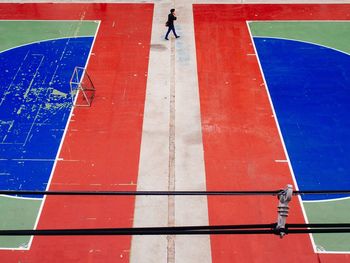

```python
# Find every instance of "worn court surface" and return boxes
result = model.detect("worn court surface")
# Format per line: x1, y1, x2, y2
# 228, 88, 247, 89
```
0, 2, 350, 263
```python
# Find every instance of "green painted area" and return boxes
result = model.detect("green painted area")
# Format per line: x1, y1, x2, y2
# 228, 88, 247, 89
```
304, 199, 350, 251
249, 22, 350, 54
0, 20, 98, 52
0, 196, 42, 248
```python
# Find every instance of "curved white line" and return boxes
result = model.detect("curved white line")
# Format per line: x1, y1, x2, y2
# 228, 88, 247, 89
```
303, 195, 350, 203
0, 194, 42, 201
0, 35, 95, 55
253, 36, 350, 57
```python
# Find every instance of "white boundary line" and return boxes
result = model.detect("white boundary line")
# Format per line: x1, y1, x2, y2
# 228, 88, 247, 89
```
245, 20, 318, 253
247, 21, 350, 254
0, 245, 29, 250
0, 20, 101, 251
0, 194, 41, 201
304, 196, 350, 203
317, 250, 350, 254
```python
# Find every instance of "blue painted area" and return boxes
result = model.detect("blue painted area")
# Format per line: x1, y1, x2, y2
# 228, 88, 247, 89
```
253, 38, 350, 201
0, 37, 93, 197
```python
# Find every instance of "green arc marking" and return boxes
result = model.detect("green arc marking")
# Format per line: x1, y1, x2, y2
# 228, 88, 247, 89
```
0, 196, 41, 248
304, 198, 350, 251
249, 21, 350, 55
0, 20, 98, 52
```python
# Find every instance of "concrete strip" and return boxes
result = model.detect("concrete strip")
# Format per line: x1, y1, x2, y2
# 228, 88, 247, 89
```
130, 1, 172, 262
173, 2, 212, 263
131, 1, 212, 262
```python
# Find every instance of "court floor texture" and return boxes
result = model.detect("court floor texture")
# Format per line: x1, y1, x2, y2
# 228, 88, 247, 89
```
0, 1, 350, 262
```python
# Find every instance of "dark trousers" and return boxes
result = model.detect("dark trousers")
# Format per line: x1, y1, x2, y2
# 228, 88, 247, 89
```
165, 25, 178, 39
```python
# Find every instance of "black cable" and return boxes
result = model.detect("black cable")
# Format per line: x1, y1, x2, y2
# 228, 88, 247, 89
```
1, 223, 349, 236
0, 190, 280, 196
0, 224, 276, 236
0, 229, 277, 236
1, 189, 350, 196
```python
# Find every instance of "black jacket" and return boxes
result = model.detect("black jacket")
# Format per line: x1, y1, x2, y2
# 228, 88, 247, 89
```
167, 13, 177, 26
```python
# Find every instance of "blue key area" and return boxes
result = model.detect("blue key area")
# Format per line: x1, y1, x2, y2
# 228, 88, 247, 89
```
0, 37, 93, 197
253, 37, 350, 201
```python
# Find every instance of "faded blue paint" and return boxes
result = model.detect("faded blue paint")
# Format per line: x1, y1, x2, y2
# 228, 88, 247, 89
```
0, 37, 93, 197
253, 37, 350, 201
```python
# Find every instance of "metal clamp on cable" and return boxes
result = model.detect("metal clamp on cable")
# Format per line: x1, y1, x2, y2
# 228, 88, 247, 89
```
275, 184, 293, 238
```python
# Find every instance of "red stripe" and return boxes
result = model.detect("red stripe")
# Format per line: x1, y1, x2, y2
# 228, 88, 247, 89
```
0, 3, 153, 262
194, 4, 350, 263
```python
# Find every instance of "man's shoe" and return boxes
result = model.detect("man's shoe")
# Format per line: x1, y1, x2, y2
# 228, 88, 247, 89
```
165, 38, 169, 40
176, 36, 180, 38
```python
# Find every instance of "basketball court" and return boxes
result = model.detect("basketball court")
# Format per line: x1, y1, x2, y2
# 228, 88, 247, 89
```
0, 1, 349, 262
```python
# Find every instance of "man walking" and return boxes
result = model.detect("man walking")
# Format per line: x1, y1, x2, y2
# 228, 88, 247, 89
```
165, 9, 180, 40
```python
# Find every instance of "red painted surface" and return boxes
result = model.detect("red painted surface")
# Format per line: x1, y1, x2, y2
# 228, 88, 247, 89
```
0, 3, 153, 262
1, 3, 350, 263
194, 4, 350, 263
